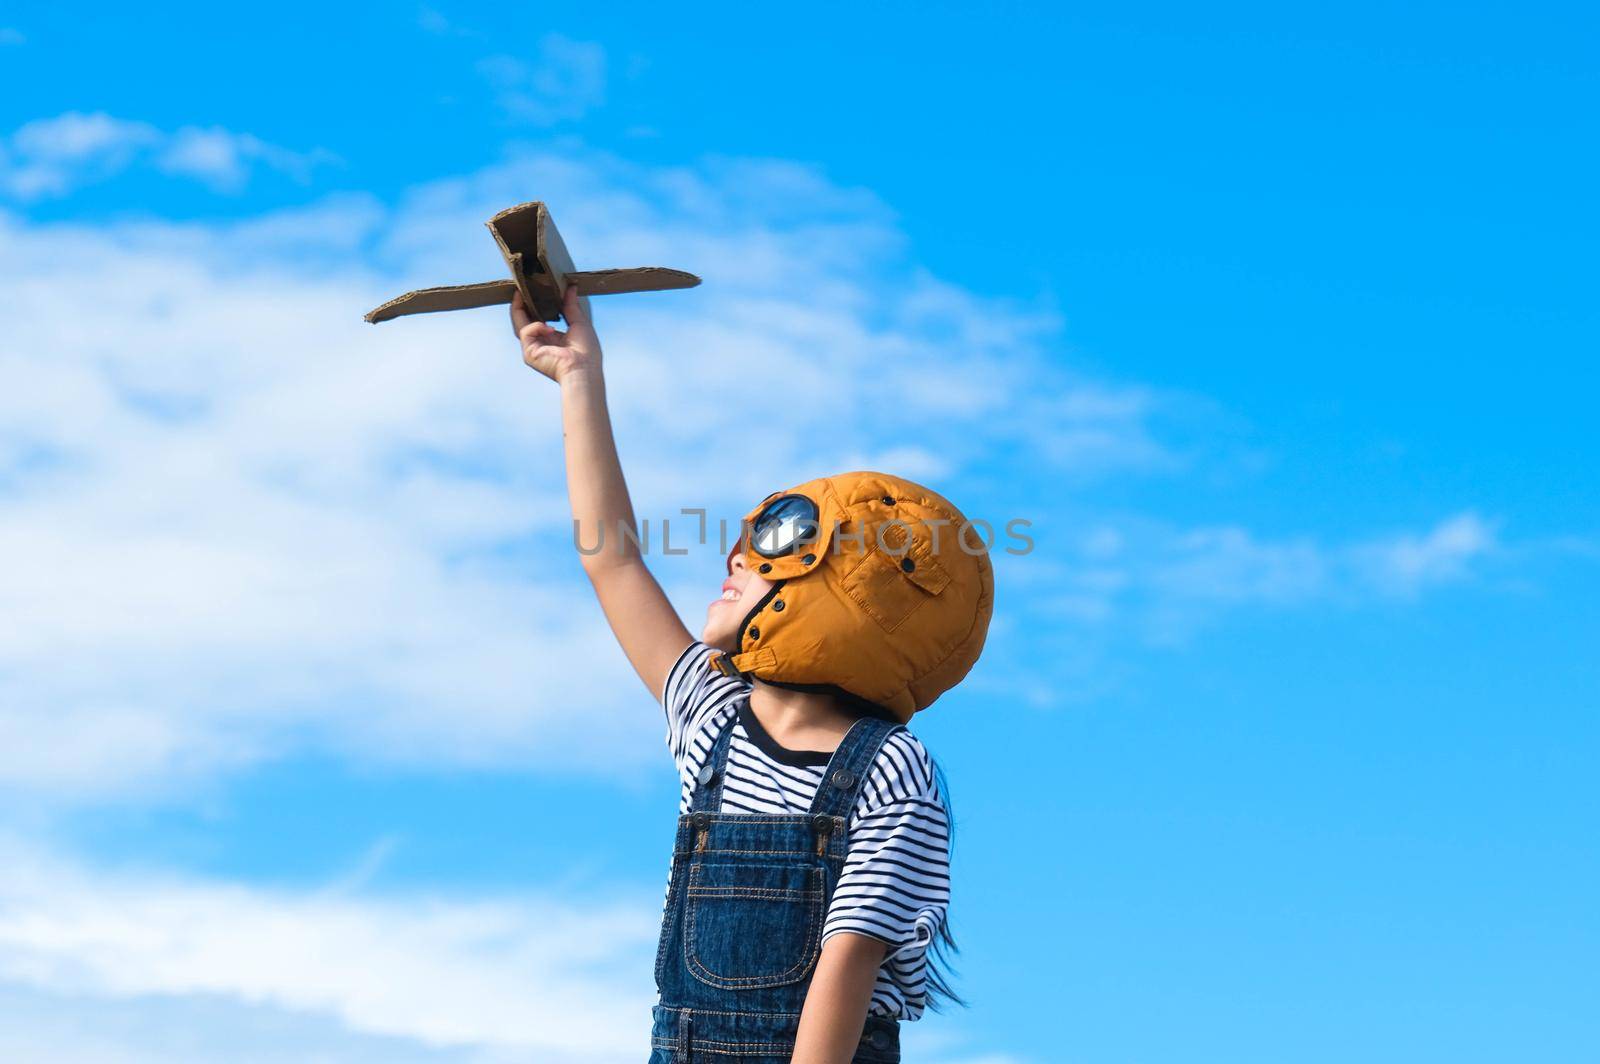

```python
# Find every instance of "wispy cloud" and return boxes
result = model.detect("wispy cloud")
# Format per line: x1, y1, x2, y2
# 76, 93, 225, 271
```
0, 835, 1019, 1063
1164, 511, 1499, 605
0, 27, 25, 46
1153, 524, 1330, 606
0, 112, 334, 200
0, 837, 657, 1062
1032, 510, 1503, 649
0, 146, 1166, 798
1349, 511, 1498, 597
477, 34, 606, 124
417, 6, 476, 38
157, 125, 333, 191
1, 112, 161, 198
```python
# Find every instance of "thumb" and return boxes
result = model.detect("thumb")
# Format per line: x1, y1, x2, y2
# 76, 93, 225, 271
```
561, 281, 592, 326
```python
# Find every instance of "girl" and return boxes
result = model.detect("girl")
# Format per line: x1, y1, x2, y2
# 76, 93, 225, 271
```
512, 286, 992, 1063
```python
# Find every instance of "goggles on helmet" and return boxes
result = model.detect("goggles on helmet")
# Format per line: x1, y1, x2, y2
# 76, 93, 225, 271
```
726, 493, 821, 572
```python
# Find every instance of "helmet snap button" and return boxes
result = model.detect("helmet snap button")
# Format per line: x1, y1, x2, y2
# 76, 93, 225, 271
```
772, 600, 785, 612
881, 496, 895, 505
900, 557, 916, 573
831, 768, 856, 789
759, 562, 772, 574
747, 626, 760, 640
801, 553, 816, 565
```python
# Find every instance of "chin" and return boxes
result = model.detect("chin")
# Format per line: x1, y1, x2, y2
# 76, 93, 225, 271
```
700, 623, 737, 653
701, 606, 741, 652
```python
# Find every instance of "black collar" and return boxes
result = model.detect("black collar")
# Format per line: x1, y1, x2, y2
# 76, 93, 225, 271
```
735, 698, 834, 768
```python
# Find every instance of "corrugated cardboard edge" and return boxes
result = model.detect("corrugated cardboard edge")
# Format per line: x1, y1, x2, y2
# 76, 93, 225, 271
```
363, 280, 520, 324
569, 267, 701, 295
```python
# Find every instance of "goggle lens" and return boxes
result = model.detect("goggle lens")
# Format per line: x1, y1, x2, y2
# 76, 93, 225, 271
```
749, 494, 820, 558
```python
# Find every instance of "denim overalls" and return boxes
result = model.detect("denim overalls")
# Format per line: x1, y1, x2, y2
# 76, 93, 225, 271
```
650, 710, 905, 1063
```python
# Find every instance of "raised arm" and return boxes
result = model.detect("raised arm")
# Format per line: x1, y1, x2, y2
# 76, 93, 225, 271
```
513, 286, 693, 698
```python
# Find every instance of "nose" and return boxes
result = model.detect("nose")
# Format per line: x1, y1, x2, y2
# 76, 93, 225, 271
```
726, 542, 746, 575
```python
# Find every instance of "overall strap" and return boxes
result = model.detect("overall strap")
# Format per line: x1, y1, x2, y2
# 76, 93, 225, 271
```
808, 715, 903, 820
688, 703, 740, 814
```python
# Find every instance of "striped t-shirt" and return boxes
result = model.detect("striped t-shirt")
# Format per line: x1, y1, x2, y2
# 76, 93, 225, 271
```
660, 641, 951, 1021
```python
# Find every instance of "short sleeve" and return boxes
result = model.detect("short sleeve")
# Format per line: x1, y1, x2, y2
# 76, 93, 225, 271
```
660, 640, 751, 768
822, 732, 951, 1001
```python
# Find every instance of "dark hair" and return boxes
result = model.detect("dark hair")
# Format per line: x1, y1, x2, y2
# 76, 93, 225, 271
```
922, 756, 966, 1011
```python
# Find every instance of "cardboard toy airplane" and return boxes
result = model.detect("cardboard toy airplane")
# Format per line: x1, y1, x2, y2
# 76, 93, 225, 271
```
364, 201, 701, 324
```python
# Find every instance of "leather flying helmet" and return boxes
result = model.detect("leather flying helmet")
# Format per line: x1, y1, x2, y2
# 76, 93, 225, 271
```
712, 471, 994, 722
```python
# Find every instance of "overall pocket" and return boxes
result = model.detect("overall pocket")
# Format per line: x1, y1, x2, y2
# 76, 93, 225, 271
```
684, 860, 825, 990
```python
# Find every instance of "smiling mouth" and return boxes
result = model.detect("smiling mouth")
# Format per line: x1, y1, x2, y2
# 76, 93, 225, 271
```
720, 588, 740, 602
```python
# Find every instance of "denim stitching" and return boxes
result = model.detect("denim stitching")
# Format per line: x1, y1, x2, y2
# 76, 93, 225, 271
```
651, 1037, 894, 1060
677, 848, 831, 858
653, 852, 685, 989
654, 1005, 804, 1019
679, 813, 833, 822
687, 886, 823, 900
685, 864, 824, 989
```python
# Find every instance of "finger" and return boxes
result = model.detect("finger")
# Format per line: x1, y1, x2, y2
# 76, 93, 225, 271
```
510, 294, 533, 332
519, 319, 566, 346
561, 282, 591, 326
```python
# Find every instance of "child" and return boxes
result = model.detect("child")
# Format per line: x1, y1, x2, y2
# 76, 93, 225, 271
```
512, 286, 993, 1063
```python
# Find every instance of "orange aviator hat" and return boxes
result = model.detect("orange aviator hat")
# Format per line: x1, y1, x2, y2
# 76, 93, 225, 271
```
712, 472, 993, 722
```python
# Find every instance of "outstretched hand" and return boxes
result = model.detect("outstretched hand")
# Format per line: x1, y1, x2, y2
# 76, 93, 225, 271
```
511, 284, 600, 383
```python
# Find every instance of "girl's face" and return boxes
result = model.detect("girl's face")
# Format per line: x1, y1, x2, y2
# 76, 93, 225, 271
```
702, 549, 773, 651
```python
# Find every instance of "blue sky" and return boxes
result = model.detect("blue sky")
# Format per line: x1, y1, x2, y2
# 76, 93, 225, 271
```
1, 3, 1597, 1061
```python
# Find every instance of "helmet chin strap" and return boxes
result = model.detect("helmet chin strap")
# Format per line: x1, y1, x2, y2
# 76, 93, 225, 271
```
708, 650, 741, 679
710, 645, 777, 680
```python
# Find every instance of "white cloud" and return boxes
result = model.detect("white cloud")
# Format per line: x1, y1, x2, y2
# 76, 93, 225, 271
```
10, 112, 154, 159
1350, 511, 1498, 597
0, 146, 1165, 799
2, 112, 160, 198
0, 837, 657, 1062
1153, 525, 1330, 606
0, 112, 332, 200
158, 125, 336, 192
1032, 510, 1501, 646
416, 8, 482, 40
478, 35, 607, 124
0, 835, 1023, 1063
0, 983, 482, 1063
